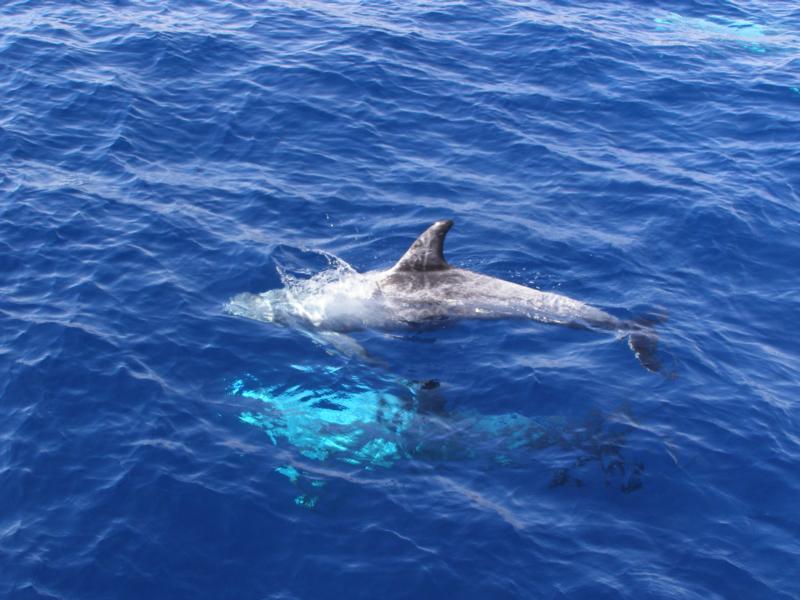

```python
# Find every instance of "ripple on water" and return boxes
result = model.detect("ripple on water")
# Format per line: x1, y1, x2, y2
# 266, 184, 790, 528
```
1, 1, 800, 599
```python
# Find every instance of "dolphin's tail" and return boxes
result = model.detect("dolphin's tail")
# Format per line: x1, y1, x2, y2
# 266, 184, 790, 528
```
626, 316, 666, 373
628, 330, 660, 372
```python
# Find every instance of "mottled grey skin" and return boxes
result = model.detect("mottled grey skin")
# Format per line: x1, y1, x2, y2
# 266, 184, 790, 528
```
378, 220, 619, 329
379, 220, 660, 371
227, 220, 661, 371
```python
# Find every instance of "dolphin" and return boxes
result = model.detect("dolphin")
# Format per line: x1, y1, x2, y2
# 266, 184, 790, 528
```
226, 220, 662, 371
231, 364, 643, 507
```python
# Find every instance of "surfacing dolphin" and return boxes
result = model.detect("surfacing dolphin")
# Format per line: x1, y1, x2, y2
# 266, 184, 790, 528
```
226, 220, 662, 371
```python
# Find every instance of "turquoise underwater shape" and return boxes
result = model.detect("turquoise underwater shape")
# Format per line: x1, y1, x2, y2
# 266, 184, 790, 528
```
233, 367, 418, 507
230, 363, 649, 506
229, 363, 575, 507
654, 13, 768, 53
232, 370, 565, 469
233, 368, 414, 468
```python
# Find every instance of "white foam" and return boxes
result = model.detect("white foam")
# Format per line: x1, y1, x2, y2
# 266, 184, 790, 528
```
226, 258, 392, 331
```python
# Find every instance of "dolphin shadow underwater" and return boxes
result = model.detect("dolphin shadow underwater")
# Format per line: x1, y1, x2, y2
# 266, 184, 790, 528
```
226, 219, 664, 372
230, 365, 645, 508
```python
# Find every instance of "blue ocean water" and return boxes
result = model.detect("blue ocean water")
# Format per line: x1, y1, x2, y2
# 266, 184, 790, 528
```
2, 0, 799, 598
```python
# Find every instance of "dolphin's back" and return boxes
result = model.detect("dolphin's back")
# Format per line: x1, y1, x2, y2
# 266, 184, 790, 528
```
378, 268, 617, 328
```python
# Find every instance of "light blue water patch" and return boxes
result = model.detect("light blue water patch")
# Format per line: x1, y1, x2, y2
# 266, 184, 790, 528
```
232, 372, 412, 466
654, 13, 768, 52
228, 364, 624, 503
275, 465, 300, 484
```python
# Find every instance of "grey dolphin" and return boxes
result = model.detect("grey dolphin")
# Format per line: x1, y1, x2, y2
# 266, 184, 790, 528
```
226, 220, 662, 371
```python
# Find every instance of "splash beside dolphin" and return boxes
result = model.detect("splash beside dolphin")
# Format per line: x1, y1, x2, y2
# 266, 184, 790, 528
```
226, 220, 662, 371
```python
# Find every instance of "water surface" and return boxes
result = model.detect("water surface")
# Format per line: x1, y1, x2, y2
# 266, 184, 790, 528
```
2, 1, 799, 598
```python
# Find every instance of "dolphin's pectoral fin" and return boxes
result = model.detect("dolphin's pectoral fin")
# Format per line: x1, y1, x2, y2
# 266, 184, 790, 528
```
312, 331, 367, 358
310, 331, 388, 368
393, 219, 453, 272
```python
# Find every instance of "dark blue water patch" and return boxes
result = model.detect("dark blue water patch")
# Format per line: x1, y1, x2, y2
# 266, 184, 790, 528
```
2, 0, 800, 598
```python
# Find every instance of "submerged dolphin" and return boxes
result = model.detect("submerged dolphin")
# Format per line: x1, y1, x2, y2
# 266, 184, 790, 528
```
231, 365, 643, 507
227, 220, 661, 371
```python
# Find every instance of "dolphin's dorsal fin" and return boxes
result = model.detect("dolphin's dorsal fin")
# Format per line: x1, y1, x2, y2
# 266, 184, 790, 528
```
393, 220, 453, 272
